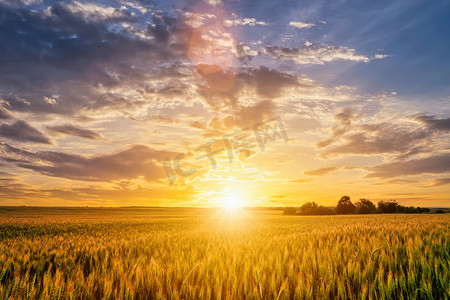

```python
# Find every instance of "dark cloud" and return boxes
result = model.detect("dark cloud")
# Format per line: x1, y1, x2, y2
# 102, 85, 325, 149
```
0, 120, 52, 144
318, 109, 433, 157
366, 154, 450, 178
415, 115, 450, 131
198, 100, 276, 138
304, 167, 339, 176
0, 1, 190, 116
236, 43, 258, 64
238, 66, 302, 99
317, 108, 356, 148
198, 66, 308, 111
0, 108, 12, 119
0, 143, 176, 182
198, 66, 312, 135
234, 100, 276, 128
264, 44, 370, 65
429, 178, 450, 187
47, 124, 103, 140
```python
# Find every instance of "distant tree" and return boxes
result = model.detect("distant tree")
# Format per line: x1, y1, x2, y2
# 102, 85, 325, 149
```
418, 207, 430, 213
299, 202, 335, 215
283, 207, 297, 215
299, 202, 318, 215
397, 205, 423, 213
355, 199, 376, 214
377, 200, 398, 213
336, 196, 356, 214
435, 209, 445, 214
315, 206, 335, 215
356, 204, 371, 214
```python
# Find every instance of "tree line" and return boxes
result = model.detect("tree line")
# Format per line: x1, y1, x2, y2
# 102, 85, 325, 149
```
283, 196, 439, 215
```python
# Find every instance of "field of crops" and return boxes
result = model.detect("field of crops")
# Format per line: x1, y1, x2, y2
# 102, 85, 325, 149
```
0, 207, 448, 299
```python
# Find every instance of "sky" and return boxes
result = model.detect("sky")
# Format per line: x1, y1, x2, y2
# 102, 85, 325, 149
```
0, 0, 449, 207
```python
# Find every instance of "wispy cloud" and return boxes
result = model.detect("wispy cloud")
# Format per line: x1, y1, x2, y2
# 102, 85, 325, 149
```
223, 18, 267, 27
429, 178, 450, 187
304, 167, 339, 176
0, 143, 176, 182
0, 121, 52, 144
47, 124, 104, 140
289, 21, 315, 29
264, 44, 374, 65
366, 154, 450, 178
0, 108, 12, 119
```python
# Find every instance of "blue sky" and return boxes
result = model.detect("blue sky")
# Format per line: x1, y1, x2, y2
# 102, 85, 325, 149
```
227, 0, 450, 96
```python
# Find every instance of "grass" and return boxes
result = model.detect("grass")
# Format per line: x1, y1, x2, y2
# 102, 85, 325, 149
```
0, 207, 448, 299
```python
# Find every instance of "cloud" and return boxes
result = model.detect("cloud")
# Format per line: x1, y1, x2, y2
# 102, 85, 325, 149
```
289, 21, 315, 29
47, 124, 103, 140
373, 54, 389, 59
0, 177, 196, 203
223, 18, 267, 27
289, 178, 311, 183
317, 108, 356, 148
264, 44, 372, 65
0, 121, 52, 144
198, 66, 307, 113
304, 167, 339, 176
0, 108, 12, 119
234, 100, 276, 128
59, 1, 128, 21
236, 43, 258, 63
0, 143, 176, 182
184, 12, 217, 28
373, 179, 418, 185
0, 2, 191, 117
366, 154, 450, 178
415, 115, 450, 131
318, 109, 434, 157
43, 96, 58, 105
429, 178, 450, 187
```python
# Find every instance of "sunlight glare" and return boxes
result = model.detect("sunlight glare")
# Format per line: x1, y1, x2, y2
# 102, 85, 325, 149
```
224, 191, 243, 209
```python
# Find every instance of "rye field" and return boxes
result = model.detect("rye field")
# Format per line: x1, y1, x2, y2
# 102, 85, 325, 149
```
0, 207, 448, 299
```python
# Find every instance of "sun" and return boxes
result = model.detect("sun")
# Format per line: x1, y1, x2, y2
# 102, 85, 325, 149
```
223, 191, 243, 209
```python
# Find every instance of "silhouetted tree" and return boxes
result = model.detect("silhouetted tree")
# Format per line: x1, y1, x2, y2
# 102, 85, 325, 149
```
377, 200, 398, 213
336, 196, 356, 214
435, 209, 445, 214
355, 198, 376, 214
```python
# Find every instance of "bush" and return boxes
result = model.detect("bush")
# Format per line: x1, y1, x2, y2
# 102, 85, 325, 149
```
435, 209, 445, 214
283, 207, 297, 215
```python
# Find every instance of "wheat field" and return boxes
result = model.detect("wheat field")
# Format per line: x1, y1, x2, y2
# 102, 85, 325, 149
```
0, 207, 448, 299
